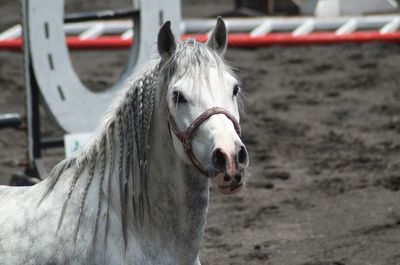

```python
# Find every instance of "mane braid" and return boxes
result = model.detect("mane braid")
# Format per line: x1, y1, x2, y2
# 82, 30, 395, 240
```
74, 154, 97, 243
143, 76, 155, 220
117, 111, 128, 246
131, 88, 139, 225
137, 81, 145, 226
92, 136, 107, 248
104, 123, 115, 249
56, 161, 86, 232
124, 103, 134, 226
122, 103, 131, 246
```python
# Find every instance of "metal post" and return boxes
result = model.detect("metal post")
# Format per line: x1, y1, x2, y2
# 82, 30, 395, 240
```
28, 63, 42, 161
22, 0, 43, 180
22, 0, 34, 167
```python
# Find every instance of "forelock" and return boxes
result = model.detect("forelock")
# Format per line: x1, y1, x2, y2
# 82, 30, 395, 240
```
159, 39, 235, 89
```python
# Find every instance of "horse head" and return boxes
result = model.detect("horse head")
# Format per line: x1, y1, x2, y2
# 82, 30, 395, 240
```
157, 17, 249, 194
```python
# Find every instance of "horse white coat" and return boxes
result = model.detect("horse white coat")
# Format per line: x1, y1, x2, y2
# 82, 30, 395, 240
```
0, 18, 249, 265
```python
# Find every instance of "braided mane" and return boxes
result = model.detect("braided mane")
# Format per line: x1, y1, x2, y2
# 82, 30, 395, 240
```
41, 62, 158, 243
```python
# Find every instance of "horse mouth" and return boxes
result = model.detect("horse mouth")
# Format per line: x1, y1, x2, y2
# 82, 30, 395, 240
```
216, 182, 243, 194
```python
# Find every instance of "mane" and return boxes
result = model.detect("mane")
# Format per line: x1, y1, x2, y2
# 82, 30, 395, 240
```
40, 38, 237, 246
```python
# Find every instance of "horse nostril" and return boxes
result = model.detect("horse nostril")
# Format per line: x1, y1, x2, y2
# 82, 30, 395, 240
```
223, 174, 231, 182
235, 174, 242, 183
212, 148, 226, 171
237, 145, 248, 165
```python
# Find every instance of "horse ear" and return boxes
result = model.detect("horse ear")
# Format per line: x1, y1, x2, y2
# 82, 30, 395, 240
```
207, 17, 227, 56
158, 21, 177, 60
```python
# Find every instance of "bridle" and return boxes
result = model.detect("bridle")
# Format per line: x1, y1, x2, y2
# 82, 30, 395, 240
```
166, 106, 241, 177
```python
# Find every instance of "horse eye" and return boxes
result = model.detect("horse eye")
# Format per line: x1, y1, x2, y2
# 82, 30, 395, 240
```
233, 84, 240, 96
172, 91, 187, 104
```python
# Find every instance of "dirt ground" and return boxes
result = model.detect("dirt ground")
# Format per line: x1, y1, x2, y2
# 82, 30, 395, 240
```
1, 0, 400, 264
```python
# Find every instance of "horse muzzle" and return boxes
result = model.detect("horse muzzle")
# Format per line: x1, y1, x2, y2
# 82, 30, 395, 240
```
210, 145, 248, 194
212, 173, 244, 194
166, 106, 247, 180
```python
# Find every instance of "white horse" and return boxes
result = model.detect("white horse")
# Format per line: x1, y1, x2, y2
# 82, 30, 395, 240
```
0, 18, 249, 265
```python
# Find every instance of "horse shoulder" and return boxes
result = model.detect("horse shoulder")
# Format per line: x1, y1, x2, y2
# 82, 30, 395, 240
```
0, 183, 70, 264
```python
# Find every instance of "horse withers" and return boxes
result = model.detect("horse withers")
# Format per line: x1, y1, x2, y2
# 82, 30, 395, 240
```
0, 17, 249, 264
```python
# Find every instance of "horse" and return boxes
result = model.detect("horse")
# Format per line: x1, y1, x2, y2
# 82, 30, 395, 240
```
0, 17, 249, 265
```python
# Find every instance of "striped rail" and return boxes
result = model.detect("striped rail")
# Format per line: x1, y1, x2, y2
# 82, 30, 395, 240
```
1, 15, 400, 50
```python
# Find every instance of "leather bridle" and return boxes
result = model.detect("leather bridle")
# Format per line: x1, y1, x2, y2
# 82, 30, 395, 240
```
166, 106, 241, 177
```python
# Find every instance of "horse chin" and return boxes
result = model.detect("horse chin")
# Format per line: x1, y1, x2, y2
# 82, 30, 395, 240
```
210, 172, 245, 195
216, 182, 243, 194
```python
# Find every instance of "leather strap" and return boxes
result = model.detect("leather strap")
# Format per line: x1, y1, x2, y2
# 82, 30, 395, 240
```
166, 106, 241, 177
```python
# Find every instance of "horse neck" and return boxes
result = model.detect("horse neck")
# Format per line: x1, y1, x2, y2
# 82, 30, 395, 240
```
130, 104, 209, 262
96, 73, 210, 262
41, 65, 210, 262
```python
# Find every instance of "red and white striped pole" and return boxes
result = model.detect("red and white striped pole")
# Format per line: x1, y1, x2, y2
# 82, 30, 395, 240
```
1, 31, 400, 51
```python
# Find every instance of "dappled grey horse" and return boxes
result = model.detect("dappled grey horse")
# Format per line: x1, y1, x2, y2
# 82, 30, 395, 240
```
0, 18, 249, 264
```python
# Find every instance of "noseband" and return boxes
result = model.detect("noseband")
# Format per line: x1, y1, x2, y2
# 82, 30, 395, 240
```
166, 106, 241, 177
